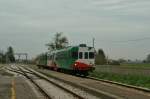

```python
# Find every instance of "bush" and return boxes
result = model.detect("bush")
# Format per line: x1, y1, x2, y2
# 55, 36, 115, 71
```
109, 60, 120, 65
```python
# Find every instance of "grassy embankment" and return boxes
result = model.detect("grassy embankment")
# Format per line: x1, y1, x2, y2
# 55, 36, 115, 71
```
90, 63, 150, 89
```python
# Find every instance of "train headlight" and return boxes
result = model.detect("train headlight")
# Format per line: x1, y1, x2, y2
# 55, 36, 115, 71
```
74, 63, 77, 66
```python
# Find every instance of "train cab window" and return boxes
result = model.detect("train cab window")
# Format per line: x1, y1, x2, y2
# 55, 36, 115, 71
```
53, 54, 55, 60
84, 52, 88, 59
79, 52, 83, 59
49, 55, 52, 59
72, 52, 78, 59
89, 52, 94, 59
55, 56, 58, 60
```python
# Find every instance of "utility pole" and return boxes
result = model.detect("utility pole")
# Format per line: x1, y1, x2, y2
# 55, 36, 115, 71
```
92, 38, 95, 48
106, 55, 109, 65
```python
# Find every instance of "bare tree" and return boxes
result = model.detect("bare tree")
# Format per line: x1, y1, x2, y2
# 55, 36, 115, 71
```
46, 32, 68, 50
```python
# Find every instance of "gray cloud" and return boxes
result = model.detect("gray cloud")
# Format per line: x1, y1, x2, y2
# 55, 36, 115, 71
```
0, 0, 150, 60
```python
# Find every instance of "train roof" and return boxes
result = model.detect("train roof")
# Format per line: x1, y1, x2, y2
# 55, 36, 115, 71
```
47, 44, 94, 55
47, 46, 76, 54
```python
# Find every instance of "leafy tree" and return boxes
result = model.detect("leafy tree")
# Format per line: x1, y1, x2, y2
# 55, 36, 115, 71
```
2, 54, 6, 63
146, 54, 150, 63
0, 51, 3, 63
46, 32, 68, 50
95, 49, 106, 65
6, 46, 15, 63
109, 60, 120, 65
0, 50, 6, 63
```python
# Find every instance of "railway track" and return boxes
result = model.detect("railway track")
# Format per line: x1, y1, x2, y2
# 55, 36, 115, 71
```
0, 65, 5, 70
6, 65, 111, 99
6, 64, 150, 99
26, 66, 150, 99
41, 67, 150, 93
28, 65, 150, 94
26, 67, 123, 99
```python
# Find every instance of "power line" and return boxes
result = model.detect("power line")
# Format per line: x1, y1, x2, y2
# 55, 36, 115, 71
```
98, 37, 150, 44
113, 37, 150, 43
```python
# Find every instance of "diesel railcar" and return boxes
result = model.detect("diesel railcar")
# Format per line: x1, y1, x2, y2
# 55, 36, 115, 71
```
36, 44, 95, 76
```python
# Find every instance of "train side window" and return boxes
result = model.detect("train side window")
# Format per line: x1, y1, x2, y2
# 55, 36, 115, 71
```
79, 52, 83, 59
84, 52, 88, 59
89, 52, 94, 59
72, 52, 78, 59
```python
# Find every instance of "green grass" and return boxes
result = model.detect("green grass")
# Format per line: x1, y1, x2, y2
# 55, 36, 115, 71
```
90, 71, 150, 89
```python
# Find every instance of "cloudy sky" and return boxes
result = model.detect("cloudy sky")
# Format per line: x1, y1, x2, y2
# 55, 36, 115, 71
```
0, 0, 150, 60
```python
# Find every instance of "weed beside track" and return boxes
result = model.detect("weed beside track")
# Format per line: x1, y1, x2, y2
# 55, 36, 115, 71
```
89, 71, 150, 89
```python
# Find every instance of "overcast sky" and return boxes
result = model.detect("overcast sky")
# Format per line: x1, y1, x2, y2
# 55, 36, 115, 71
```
0, 0, 150, 60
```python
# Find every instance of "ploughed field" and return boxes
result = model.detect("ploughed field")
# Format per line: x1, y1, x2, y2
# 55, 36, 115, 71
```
90, 64, 150, 89
94, 64, 150, 76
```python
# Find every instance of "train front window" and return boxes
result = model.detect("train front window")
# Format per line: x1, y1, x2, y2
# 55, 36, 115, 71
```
89, 52, 94, 59
79, 52, 83, 59
84, 52, 88, 59
49, 55, 52, 59
72, 52, 78, 59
